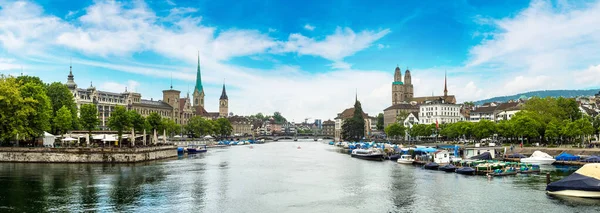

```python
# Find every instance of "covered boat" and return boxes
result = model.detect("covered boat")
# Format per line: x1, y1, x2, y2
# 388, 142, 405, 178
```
546, 163, 600, 198
351, 149, 384, 161
187, 144, 207, 154
397, 155, 415, 164
438, 164, 457, 172
470, 152, 492, 160
423, 162, 439, 170
456, 167, 476, 175
580, 156, 600, 163
507, 153, 527, 158
388, 154, 401, 161
521, 151, 556, 165
555, 152, 581, 161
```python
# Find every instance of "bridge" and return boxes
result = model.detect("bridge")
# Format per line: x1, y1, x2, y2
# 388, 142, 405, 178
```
223, 134, 334, 141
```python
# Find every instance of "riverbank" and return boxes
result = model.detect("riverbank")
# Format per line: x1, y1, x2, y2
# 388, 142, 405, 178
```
0, 146, 177, 163
507, 147, 600, 156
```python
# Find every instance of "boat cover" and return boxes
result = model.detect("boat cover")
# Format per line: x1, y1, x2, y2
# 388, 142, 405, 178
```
507, 153, 527, 158
546, 163, 600, 192
555, 152, 581, 161
530, 151, 552, 158
470, 152, 492, 160
580, 156, 600, 163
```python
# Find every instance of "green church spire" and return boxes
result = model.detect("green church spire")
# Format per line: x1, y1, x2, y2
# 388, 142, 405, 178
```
195, 51, 203, 93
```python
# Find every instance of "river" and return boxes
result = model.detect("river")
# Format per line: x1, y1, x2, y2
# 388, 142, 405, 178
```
0, 141, 598, 212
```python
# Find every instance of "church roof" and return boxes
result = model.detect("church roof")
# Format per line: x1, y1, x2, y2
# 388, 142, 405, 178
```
392, 81, 404, 85
412, 95, 456, 104
195, 53, 203, 93
383, 103, 419, 111
220, 84, 228, 100
335, 107, 368, 119
134, 99, 173, 110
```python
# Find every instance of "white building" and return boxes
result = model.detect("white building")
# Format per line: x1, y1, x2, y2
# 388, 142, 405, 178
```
402, 112, 419, 128
433, 150, 450, 164
419, 98, 462, 125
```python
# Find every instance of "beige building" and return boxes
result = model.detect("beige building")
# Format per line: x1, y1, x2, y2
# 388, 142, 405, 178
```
334, 105, 372, 141
383, 103, 419, 127
228, 116, 253, 136
322, 120, 335, 137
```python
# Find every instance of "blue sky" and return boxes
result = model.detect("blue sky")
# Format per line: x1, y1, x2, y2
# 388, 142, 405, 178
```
1, 0, 600, 121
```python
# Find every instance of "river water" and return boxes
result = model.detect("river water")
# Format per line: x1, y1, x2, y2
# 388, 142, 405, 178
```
0, 141, 599, 213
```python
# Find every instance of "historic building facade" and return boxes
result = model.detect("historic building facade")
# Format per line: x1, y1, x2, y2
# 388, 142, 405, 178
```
66, 54, 229, 130
419, 98, 462, 125
322, 120, 335, 137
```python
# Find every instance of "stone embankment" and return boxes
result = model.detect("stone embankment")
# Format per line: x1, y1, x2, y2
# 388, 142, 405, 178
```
0, 146, 177, 163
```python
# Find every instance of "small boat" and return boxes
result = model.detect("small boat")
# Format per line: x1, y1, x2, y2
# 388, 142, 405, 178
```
438, 164, 457, 172
456, 167, 476, 175
520, 151, 556, 165
187, 144, 207, 154
424, 162, 439, 170
518, 164, 540, 174
351, 149, 384, 161
388, 154, 401, 161
489, 168, 518, 177
397, 155, 415, 164
546, 163, 600, 198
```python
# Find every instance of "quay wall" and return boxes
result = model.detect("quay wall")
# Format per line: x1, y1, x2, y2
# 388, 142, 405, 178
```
0, 146, 177, 163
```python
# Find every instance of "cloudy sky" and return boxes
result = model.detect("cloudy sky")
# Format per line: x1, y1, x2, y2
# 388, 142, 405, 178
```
1, 0, 599, 122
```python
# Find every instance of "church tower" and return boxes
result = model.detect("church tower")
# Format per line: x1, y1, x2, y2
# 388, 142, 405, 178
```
443, 70, 448, 97
404, 68, 413, 100
193, 53, 205, 108
219, 83, 228, 117
66, 61, 77, 91
392, 65, 405, 105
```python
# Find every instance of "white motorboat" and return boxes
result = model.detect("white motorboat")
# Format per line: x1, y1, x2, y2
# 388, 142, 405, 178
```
351, 149, 384, 161
520, 151, 556, 165
396, 155, 415, 164
547, 163, 600, 198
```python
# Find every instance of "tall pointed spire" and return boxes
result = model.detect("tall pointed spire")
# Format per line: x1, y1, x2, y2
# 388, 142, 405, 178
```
170, 72, 173, 89
195, 51, 203, 93
355, 88, 358, 102
444, 70, 448, 97
220, 81, 228, 100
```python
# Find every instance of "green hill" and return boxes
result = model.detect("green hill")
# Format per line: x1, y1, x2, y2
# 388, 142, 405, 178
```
473, 89, 599, 105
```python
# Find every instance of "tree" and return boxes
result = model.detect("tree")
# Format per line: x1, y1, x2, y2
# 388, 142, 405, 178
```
573, 118, 594, 143
544, 120, 561, 144
128, 110, 146, 132
341, 100, 365, 141
16, 75, 45, 88
107, 106, 131, 146
496, 120, 515, 141
395, 111, 410, 123
273, 112, 287, 124
473, 119, 496, 141
162, 118, 181, 136
53, 106, 72, 135
255, 113, 265, 121
215, 117, 233, 138
0, 76, 26, 143
376, 113, 384, 131
185, 116, 215, 138
146, 112, 163, 134
80, 104, 99, 144
47, 82, 79, 131
19, 82, 52, 140
385, 123, 405, 141
512, 113, 541, 143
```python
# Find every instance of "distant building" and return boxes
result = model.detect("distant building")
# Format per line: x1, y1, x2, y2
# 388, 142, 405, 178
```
314, 119, 322, 129
383, 103, 419, 127
322, 120, 335, 137
419, 98, 462, 125
228, 116, 252, 136
334, 99, 373, 141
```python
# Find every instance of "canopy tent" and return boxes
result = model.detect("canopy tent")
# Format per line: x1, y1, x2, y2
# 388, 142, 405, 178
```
61, 137, 78, 142
555, 152, 581, 161
470, 152, 492, 160
414, 147, 437, 153
546, 163, 600, 193
507, 153, 527, 158
581, 156, 600, 163
203, 135, 213, 139
42, 132, 55, 147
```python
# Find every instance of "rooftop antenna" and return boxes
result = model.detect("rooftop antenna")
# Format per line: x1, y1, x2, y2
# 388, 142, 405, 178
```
21, 66, 23, 76
170, 72, 173, 89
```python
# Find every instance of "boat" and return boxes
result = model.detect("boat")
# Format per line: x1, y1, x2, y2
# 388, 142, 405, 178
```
187, 144, 207, 154
350, 149, 384, 161
520, 151, 556, 165
546, 163, 600, 198
423, 162, 439, 170
388, 154, 401, 161
456, 167, 476, 175
438, 164, 457, 172
397, 155, 415, 164
489, 167, 518, 176
518, 164, 540, 174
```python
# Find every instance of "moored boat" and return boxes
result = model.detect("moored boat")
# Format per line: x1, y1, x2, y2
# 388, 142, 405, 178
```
351, 149, 384, 161
187, 144, 207, 154
424, 162, 439, 170
438, 164, 457, 172
397, 155, 415, 164
546, 163, 600, 198
520, 151, 556, 165
456, 167, 476, 175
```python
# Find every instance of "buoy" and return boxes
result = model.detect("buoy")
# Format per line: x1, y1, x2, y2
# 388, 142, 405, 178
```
297, 146, 301, 149
249, 146, 253, 149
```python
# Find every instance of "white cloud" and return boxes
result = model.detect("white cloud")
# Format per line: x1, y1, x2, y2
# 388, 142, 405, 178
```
377, 44, 389, 49
0, 57, 20, 71
574, 64, 600, 86
304, 24, 315, 31
165, 0, 176, 6
329, 61, 352, 69
268, 28, 277, 33
99, 80, 141, 93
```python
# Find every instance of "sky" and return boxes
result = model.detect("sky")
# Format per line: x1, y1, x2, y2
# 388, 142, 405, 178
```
1, 0, 600, 122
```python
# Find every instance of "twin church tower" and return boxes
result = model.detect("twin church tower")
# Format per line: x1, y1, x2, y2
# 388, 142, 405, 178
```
391, 66, 414, 105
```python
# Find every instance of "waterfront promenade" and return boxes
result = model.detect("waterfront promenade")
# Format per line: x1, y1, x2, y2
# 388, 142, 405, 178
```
0, 146, 177, 163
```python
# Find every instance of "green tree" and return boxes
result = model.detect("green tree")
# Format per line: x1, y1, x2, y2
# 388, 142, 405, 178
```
496, 120, 515, 141
0, 76, 26, 143
80, 104, 99, 144
341, 100, 365, 141
19, 82, 52, 140
473, 119, 496, 141
16, 75, 45, 88
273, 112, 287, 124
215, 117, 233, 138
147, 112, 163, 133
376, 113, 384, 131
385, 123, 405, 140
128, 110, 146, 132
545, 120, 561, 144
513, 113, 541, 143
53, 106, 72, 135
556, 97, 581, 121
185, 116, 215, 138
162, 118, 181, 136
47, 82, 79, 131
573, 118, 594, 143
395, 111, 410, 123
107, 106, 131, 146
